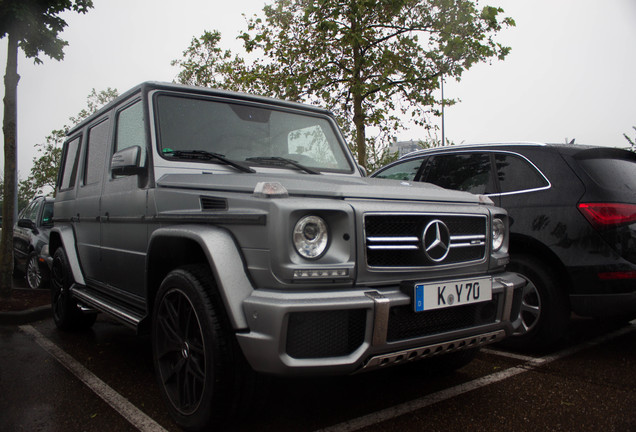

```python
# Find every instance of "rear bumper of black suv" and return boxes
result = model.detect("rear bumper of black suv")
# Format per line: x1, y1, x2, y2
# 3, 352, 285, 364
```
568, 263, 636, 317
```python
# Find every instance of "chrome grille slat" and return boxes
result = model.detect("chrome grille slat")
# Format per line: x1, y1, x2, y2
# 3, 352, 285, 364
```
364, 213, 488, 267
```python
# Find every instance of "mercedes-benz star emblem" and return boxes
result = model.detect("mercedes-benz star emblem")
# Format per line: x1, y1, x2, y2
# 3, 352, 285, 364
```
422, 219, 451, 262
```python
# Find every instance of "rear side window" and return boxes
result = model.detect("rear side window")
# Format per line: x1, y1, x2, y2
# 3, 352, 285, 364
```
59, 136, 82, 191
494, 153, 549, 193
84, 119, 110, 185
577, 155, 636, 192
424, 153, 494, 194
374, 158, 424, 181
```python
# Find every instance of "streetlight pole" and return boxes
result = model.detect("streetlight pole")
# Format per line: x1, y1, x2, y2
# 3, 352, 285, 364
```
440, 74, 445, 147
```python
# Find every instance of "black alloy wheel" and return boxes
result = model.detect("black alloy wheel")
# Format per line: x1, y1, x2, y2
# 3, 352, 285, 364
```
505, 254, 569, 352
152, 265, 252, 431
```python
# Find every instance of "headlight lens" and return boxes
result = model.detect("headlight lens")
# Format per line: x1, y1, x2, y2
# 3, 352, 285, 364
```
492, 218, 505, 252
293, 215, 328, 259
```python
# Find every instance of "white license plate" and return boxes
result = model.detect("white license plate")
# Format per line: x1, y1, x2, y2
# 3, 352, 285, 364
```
414, 277, 492, 312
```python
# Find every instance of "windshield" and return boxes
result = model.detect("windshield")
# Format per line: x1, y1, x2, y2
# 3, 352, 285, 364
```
154, 94, 353, 173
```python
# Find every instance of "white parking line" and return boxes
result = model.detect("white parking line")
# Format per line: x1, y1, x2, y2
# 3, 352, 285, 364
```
315, 322, 636, 432
19, 325, 168, 432
480, 348, 542, 363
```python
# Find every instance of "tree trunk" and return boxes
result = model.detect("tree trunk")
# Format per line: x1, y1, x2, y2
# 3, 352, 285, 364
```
353, 92, 366, 169
1, 33, 20, 298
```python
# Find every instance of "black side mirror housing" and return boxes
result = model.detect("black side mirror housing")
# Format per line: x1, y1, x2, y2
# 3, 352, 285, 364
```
111, 146, 143, 176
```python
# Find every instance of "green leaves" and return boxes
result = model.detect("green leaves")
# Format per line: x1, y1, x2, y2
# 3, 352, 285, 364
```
173, 0, 514, 170
20, 88, 118, 202
0, 0, 94, 63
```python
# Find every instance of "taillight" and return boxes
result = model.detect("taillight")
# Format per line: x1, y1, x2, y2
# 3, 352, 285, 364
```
598, 271, 636, 280
578, 202, 636, 227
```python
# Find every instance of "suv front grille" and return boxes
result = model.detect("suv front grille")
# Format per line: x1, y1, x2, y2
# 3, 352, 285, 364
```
364, 214, 487, 267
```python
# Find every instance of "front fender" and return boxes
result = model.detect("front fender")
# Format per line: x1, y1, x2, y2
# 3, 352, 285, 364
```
49, 226, 86, 286
148, 225, 254, 329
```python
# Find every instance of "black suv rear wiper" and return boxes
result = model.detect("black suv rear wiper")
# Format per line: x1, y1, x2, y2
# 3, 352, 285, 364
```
163, 150, 255, 173
245, 156, 320, 175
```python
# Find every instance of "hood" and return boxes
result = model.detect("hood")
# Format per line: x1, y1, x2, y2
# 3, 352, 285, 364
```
156, 172, 482, 204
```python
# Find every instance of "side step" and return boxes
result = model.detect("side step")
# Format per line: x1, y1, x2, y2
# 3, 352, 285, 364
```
70, 285, 146, 332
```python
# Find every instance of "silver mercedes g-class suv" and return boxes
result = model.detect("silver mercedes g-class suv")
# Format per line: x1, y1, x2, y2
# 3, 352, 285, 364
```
51, 82, 525, 430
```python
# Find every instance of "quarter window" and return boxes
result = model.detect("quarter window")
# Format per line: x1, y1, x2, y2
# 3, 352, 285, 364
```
59, 136, 82, 191
494, 153, 549, 193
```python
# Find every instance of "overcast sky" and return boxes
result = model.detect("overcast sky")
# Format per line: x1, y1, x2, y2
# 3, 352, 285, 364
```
1, 0, 635, 179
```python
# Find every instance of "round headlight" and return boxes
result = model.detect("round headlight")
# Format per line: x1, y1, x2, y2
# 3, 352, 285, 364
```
293, 216, 328, 259
492, 218, 505, 252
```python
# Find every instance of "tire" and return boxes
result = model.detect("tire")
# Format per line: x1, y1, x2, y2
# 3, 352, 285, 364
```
152, 265, 253, 431
504, 254, 570, 352
50, 248, 97, 331
26, 252, 48, 290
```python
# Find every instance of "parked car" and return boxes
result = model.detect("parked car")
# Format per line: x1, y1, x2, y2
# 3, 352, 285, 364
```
13, 196, 54, 289
50, 82, 526, 430
373, 142, 636, 350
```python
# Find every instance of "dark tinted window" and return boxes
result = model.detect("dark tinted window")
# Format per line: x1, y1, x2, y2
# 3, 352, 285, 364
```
374, 158, 423, 181
59, 137, 82, 190
42, 202, 54, 225
424, 153, 494, 194
84, 119, 110, 185
577, 155, 636, 192
495, 153, 549, 193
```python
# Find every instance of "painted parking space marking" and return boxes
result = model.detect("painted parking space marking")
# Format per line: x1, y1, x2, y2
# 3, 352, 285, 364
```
19, 325, 168, 432
316, 322, 636, 432
480, 348, 542, 363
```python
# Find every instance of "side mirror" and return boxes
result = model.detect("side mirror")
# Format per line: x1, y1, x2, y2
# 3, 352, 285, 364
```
17, 218, 37, 231
111, 146, 142, 176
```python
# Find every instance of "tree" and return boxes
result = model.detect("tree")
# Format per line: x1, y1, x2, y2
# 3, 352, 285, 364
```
0, 0, 93, 297
173, 0, 514, 171
19, 88, 118, 202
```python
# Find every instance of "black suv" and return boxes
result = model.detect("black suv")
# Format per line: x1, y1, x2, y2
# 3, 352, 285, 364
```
13, 196, 55, 289
373, 143, 636, 350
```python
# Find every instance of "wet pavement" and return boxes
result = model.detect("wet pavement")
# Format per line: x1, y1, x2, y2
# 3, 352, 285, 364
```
1, 304, 634, 431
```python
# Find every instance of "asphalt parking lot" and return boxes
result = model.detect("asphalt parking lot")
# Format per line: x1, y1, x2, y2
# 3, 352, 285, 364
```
1, 297, 635, 432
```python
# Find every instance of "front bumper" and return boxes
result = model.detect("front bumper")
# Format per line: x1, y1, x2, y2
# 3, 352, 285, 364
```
236, 271, 526, 375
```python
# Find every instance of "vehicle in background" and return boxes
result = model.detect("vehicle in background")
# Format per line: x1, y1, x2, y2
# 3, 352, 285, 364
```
13, 196, 54, 290
373, 143, 636, 351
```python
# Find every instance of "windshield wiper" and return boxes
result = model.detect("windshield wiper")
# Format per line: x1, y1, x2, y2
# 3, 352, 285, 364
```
163, 150, 255, 173
245, 157, 320, 175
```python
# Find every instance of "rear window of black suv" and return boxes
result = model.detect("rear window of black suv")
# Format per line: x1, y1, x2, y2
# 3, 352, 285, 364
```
574, 148, 636, 192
